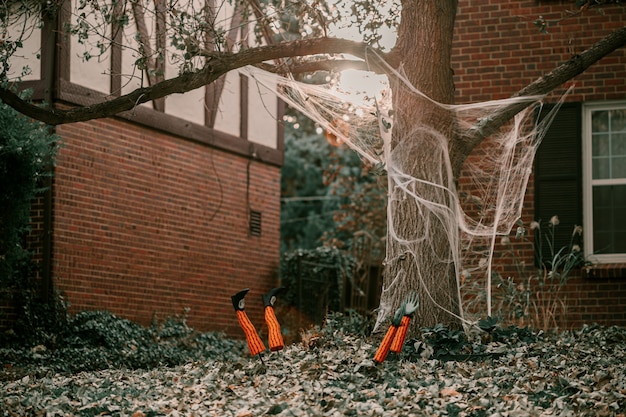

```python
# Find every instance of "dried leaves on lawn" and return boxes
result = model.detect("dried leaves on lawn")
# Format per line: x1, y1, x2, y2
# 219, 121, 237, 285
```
1, 318, 625, 416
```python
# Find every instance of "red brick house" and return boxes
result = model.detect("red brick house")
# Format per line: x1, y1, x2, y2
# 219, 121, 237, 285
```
453, 1, 626, 327
2, 1, 282, 335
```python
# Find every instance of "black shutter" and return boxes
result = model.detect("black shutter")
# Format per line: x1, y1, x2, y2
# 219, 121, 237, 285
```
534, 103, 582, 266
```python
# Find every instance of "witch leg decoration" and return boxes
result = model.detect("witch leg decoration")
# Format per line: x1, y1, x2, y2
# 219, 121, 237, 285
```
262, 287, 285, 352
390, 292, 419, 353
373, 303, 405, 363
232, 288, 266, 356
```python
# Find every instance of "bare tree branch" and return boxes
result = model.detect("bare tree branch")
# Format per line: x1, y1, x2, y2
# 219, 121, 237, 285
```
261, 58, 389, 75
0, 38, 383, 125
1, 24, 623, 128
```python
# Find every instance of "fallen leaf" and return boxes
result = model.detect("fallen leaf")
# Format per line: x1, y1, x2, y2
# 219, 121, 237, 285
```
440, 388, 461, 397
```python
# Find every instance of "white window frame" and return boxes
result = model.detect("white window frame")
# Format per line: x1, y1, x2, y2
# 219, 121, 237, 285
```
582, 101, 626, 264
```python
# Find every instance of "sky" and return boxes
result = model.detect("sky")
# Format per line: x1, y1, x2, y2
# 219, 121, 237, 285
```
328, 6, 397, 103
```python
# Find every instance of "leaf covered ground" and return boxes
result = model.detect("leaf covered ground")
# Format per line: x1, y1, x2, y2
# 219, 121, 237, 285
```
1, 312, 625, 417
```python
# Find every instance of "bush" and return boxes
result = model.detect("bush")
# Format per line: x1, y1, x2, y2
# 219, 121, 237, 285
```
0, 97, 60, 342
0, 98, 59, 286
462, 217, 587, 331
0, 310, 246, 378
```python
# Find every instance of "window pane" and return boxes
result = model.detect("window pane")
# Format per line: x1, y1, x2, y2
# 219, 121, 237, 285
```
613, 157, 626, 178
592, 156, 610, 179
610, 109, 626, 132
592, 110, 609, 133
612, 133, 626, 156
592, 133, 610, 157
592, 184, 626, 254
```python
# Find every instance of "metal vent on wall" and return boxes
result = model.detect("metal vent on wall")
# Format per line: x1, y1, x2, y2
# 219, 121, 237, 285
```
249, 210, 262, 236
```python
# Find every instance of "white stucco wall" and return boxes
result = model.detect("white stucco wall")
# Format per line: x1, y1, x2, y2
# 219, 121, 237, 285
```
8, 20, 41, 81
248, 75, 278, 148
212, 71, 241, 137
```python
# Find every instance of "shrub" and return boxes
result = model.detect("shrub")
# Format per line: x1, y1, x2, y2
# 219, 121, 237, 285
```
0, 98, 58, 285
462, 217, 587, 331
0, 97, 60, 344
0, 310, 246, 378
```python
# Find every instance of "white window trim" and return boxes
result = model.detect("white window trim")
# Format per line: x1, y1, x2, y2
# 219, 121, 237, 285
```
582, 101, 626, 264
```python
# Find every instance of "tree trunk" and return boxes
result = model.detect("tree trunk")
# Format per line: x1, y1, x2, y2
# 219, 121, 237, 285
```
378, 0, 463, 331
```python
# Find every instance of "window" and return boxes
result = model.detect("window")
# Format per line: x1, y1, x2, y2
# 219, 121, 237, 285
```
583, 103, 626, 263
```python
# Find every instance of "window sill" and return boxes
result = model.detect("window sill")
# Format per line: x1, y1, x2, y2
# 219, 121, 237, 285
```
582, 263, 626, 279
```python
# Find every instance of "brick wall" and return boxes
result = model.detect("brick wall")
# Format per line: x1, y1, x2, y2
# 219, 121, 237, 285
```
50, 117, 280, 336
454, 0, 626, 328
561, 272, 626, 328
453, 0, 626, 103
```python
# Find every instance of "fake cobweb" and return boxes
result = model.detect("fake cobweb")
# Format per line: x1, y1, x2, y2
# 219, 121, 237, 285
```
241, 55, 566, 330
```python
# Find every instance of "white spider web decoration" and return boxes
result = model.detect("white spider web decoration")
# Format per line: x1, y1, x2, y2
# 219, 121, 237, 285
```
242, 56, 568, 329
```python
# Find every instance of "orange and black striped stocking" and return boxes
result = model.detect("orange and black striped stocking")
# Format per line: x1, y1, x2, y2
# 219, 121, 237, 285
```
236, 310, 266, 356
390, 315, 411, 353
373, 324, 397, 363
264, 306, 284, 351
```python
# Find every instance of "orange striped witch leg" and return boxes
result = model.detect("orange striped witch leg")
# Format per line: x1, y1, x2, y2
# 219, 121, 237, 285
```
373, 325, 397, 363
236, 310, 266, 356
264, 306, 284, 351
390, 315, 411, 353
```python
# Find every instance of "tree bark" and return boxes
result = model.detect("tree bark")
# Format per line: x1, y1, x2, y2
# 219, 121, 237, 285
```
378, 0, 463, 331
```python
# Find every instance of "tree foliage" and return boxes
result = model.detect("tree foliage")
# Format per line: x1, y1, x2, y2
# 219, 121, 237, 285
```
280, 115, 341, 253
0, 97, 58, 287
280, 114, 386, 254
0, 96, 61, 342
322, 156, 386, 258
